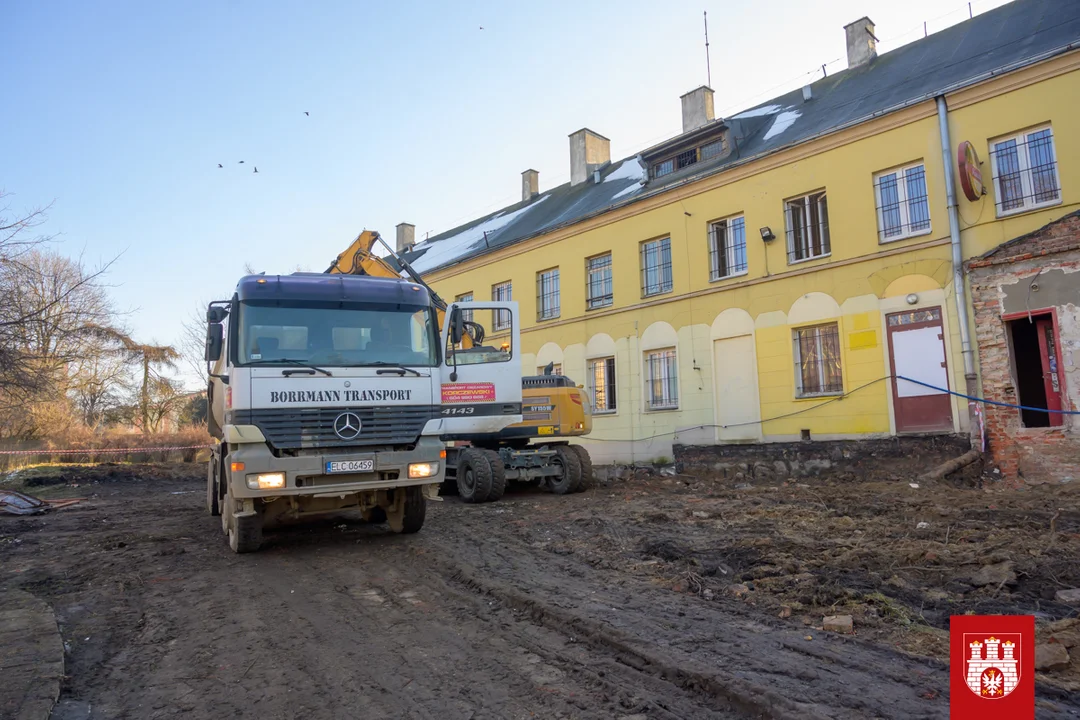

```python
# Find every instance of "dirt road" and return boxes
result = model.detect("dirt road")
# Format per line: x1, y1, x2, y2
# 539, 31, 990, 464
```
2, 464, 1078, 719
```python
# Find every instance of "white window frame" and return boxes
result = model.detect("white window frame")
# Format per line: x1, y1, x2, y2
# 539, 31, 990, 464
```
536, 268, 560, 321
990, 125, 1061, 218
454, 292, 473, 323
708, 214, 748, 281
587, 356, 617, 414
640, 237, 673, 297
644, 348, 678, 410
586, 253, 613, 309
491, 281, 512, 332
785, 191, 830, 264
873, 163, 932, 243
792, 323, 844, 398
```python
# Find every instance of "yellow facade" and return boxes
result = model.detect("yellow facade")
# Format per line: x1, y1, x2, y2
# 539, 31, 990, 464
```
421, 53, 1080, 463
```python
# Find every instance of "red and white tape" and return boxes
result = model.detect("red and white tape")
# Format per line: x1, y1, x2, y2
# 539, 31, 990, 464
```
0, 445, 213, 456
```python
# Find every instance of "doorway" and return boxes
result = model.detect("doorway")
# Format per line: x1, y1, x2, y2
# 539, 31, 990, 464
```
887, 307, 954, 433
1007, 314, 1064, 428
713, 335, 761, 441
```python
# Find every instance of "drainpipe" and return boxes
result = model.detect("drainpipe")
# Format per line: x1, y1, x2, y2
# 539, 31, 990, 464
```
935, 96, 977, 387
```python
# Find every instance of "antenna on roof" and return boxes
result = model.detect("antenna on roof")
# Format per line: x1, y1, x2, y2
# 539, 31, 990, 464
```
703, 11, 712, 88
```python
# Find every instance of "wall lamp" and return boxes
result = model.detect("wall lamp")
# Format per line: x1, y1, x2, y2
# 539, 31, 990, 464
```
759, 226, 776, 241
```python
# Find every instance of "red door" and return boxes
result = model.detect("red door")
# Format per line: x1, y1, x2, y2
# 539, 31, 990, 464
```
1036, 317, 1064, 427
887, 307, 954, 433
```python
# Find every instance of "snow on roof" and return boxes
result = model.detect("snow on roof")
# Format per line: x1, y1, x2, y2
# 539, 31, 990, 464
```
602, 157, 645, 184
408, 195, 551, 273
763, 110, 801, 141
732, 104, 782, 119
612, 182, 642, 200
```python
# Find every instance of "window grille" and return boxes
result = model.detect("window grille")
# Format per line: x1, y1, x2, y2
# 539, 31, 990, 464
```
536, 268, 560, 321
645, 349, 678, 409
793, 324, 843, 396
990, 127, 1060, 216
709, 216, 748, 280
676, 148, 698, 170
491, 281, 512, 331
588, 357, 617, 413
874, 164, 930, 242
454, 293, 473, 323
652, 159, 675, 179
786, 191, 830, 263
586, 253, 613, 309
640, 238, 673, 297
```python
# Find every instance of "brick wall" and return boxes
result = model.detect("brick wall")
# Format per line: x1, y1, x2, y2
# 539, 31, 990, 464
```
967, 211, 1080, 484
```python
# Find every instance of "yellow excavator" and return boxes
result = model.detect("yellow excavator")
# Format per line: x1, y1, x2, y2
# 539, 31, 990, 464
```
326, 230, 594, 501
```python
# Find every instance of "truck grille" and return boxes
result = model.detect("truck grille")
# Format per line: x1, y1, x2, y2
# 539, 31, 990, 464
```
230, 406, 439, 450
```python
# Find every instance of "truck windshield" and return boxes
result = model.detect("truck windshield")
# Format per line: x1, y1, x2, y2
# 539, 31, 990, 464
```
237, 301, 438, 367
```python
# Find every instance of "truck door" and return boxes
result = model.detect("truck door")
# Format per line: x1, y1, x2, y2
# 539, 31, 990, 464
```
440, 301, 522, 435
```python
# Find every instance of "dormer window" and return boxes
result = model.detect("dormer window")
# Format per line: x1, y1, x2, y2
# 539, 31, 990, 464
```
647, 128, 730, 180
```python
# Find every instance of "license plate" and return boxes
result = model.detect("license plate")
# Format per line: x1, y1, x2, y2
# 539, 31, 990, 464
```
325, 460, 374, 474
538, 426, 555, 435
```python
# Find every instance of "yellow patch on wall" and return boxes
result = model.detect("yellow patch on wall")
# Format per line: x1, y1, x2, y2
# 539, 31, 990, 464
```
848, 330, 878, 350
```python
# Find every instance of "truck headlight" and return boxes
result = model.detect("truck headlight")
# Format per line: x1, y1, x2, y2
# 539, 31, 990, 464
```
247, 472, 286, 490
408, 462, 439, 479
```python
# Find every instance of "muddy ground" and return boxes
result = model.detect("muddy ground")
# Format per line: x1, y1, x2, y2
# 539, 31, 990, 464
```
1, 462, 1078, 719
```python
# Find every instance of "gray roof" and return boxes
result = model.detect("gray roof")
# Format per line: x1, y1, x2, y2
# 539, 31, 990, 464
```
402, 0, 1080, 275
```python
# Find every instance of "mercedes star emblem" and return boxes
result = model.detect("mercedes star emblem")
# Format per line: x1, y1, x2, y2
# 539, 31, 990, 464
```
333, 412, 362, 440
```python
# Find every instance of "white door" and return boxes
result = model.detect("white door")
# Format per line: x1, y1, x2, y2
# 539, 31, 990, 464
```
713, 335, 761, 441
439, 301, 523, 436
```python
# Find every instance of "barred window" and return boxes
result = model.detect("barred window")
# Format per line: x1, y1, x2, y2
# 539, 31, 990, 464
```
645, 349, 678, 410
586, 253, 613, 309
454, 292, 473, 323
640, 237, 672, 297
874, 164, 930, 242
709, 215, 747, 280
588, 357, 617, 413
536, 268, 560, 321
491, 281, 512, 331
990, 126, 1060, 216
793, 324, 843, 397
785, 191, 830, 263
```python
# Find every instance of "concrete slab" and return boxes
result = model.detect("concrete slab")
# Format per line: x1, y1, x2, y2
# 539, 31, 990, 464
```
0, 590, 64, 720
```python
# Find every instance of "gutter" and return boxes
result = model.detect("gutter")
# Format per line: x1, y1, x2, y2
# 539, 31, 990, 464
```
424, 40, 1080, 277
935, 96, 977, 383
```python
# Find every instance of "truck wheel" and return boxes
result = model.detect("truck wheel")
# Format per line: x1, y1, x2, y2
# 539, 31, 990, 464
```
482, 449, 507, 502
571, 446, 594, 492
223, 491, 262, 553
387, 486, 426, 534
457, 449, 492, 503
206, 454, 220, 516
549, 446, 582, 495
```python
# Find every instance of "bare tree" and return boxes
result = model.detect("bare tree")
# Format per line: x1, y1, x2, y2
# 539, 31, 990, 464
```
70, 352, 132, 429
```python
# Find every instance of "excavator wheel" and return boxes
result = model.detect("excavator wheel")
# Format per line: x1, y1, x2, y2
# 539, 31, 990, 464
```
571, 446, 594, 492
482, 449, 507, 502
548, 445, 582, 495
457, 449, 493, 503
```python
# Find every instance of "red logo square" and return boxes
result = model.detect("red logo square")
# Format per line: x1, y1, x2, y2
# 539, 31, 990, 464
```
950, 615, 1034, 719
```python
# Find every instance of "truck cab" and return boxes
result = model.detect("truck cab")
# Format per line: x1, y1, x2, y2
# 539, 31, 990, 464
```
205, 273, 520, 552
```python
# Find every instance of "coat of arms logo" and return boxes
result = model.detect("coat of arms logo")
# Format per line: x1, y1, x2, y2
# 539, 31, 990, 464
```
963, 633, 1022, 699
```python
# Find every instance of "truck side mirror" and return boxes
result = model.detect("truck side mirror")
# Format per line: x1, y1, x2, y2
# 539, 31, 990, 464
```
205, 323, 224, 362
450, 308, 465, 346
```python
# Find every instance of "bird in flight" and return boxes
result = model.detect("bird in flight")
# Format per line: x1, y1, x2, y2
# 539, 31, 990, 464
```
304, 111, 310, 116
238, 160, 245, 164
253, 166, 259, 173
217, 163, 223, 168
479, 25, 484, 29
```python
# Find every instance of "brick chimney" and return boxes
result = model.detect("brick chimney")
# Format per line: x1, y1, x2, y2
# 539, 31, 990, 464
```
844, 17, 877, 68
680, 86, 715, 133
395, 222, 415, 253
522, 169, 539, 202
568, 128, 610, 186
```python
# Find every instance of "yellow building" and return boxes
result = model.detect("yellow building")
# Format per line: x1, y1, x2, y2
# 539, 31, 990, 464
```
385, 0, 1080, 464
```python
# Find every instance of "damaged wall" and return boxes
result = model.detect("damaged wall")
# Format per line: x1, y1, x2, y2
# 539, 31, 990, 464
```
968, 211, 1080, 484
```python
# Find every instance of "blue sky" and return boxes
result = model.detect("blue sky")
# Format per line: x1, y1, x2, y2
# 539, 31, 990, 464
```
3, 0, 1008, 380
